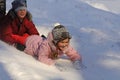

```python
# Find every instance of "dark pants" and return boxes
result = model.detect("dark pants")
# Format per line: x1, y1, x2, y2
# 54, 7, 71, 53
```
0, 0, 6, 39
0, 0, 6, 23
0, 0, 6, 17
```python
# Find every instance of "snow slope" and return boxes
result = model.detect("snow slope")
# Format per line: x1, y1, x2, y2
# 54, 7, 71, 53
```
0, 41, 83, 80
0, 0, 120, 80
82, 0, 120, 14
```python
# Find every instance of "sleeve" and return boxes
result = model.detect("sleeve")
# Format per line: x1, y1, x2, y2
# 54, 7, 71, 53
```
37, 40, 55, 65
1, 25, 16, 44
11, 33, 29, 45
65, 46, 82, 61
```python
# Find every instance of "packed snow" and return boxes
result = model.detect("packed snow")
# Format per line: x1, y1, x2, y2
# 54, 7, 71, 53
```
0, 0, 120, 80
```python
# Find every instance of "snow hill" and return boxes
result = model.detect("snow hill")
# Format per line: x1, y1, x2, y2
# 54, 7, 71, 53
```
0, 0, 120, 80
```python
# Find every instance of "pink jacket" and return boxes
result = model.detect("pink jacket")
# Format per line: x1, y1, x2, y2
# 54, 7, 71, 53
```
24, 33, 81, 65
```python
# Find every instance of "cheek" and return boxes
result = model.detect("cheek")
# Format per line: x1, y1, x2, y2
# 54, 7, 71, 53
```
17, 11, 26, 17
58, 43, 69, 48
57, 43, 63, 47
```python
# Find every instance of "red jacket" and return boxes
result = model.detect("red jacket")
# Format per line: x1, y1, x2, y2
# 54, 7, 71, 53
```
0, 9, 39, 45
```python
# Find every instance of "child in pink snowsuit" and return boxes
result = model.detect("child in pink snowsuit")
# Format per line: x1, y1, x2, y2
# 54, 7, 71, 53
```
12, 24, 82, 65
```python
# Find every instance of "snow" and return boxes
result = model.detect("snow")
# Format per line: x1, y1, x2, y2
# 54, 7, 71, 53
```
82, 0, 120, 14
0, 0, 120, 80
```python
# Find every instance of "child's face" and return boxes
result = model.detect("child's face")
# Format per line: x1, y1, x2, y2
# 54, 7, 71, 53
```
17, 9, 27, 19
57, 38, 70, 51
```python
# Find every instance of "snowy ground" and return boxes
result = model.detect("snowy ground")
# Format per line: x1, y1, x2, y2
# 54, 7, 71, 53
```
0, 0, 120, 80
82, 0, 120, 14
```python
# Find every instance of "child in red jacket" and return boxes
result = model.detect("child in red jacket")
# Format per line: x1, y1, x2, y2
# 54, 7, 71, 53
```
0, 0, 39, 51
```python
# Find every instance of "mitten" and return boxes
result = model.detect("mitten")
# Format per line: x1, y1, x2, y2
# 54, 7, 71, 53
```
16, 43, 26, 51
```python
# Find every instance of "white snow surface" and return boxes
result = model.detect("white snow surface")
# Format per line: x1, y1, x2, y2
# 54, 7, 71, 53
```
0, 0, 120, 80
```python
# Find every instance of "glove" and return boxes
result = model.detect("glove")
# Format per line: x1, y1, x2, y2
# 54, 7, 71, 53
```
72, 60, 86, 70
11, 33, 29, 45
16, 43, 26, 51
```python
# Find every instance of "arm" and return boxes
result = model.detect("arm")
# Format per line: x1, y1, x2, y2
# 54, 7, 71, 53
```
65, 46, 82, 61
0, 25, 16, 44
11, 33, 29, 45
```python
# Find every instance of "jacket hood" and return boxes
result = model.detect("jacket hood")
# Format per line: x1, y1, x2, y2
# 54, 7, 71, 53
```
7, 9, 32, 21
47, 32, 56, 51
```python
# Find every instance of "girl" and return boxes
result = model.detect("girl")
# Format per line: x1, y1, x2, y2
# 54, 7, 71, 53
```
12, 24, 82, 65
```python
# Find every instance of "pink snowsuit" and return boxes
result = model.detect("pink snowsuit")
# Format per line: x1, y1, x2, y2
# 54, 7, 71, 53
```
24, 32, 81, 65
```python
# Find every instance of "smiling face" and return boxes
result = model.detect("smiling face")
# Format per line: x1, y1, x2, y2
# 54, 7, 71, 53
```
57, 38, 70, 51
16, 9, 27, 19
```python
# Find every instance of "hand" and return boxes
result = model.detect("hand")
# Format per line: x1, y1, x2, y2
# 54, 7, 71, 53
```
16, 43, 26, 51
